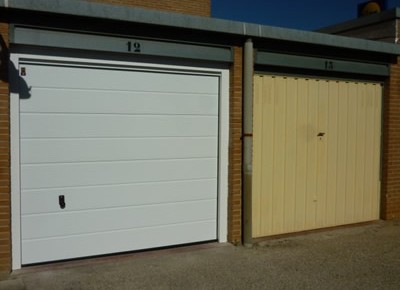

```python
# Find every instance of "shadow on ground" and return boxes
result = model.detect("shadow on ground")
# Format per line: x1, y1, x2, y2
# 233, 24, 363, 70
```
2, 221, 400, 290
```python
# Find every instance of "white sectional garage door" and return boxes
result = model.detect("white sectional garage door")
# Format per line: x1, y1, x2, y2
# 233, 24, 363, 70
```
19, 62, 219, 264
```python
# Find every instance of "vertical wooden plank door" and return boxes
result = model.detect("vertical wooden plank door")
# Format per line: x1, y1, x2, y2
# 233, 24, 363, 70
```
252, 75, 382, 238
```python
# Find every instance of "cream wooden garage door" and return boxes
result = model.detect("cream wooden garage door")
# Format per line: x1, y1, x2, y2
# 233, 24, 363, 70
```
19, 62, 219, 264
252, 75, 382, 238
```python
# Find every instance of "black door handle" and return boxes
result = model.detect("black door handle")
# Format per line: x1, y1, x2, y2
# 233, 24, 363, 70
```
59, 195, 66, 209
317, 132, 325, 137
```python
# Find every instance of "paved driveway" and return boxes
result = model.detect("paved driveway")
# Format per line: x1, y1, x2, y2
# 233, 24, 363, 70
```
2, 221, 400, 290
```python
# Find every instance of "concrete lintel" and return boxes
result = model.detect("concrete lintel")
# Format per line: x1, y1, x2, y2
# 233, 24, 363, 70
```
1, 0, 400, 56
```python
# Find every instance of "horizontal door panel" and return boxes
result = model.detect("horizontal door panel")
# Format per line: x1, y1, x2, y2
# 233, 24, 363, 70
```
22, 199, 217, 239
22, 220, 217, 264
20, 114, 218, 138
21, 64, 219, 94
21, 137, 217, 164
21, 158, 217, 189
21, 179, 217, 214
21, 89, 218, 115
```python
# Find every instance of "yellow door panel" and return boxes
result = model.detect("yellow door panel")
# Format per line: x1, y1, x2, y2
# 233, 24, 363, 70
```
252, 75, 382, 238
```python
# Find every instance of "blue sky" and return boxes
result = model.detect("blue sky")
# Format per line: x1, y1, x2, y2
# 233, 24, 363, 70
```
212, 0, 400, 31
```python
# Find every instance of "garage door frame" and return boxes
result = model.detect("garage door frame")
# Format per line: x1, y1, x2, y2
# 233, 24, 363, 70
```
10, 52, 230, 270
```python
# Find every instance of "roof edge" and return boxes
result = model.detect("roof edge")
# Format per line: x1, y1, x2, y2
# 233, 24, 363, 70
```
2, 0, 400, 56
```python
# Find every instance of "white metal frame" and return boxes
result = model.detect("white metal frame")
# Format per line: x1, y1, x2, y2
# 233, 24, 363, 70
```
10, 53, 229, 270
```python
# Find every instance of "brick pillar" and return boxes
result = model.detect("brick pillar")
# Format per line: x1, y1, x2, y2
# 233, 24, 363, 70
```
228, 46, 243, 243
0, 21, 11, 272
382, 58, 400, 219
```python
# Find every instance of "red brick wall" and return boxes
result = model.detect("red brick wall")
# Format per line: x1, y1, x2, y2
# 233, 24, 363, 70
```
87, 0, 211, 16
382, 59, 400, 219
228, 47, 243, 243
0, 21, 10, 273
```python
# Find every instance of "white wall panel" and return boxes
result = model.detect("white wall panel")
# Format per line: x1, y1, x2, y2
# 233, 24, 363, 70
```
22, 221, 216, 264
22, 199, 216, 239
20, 114, 217, 138
21, 157, 217, 190
21, 64, 218, 94
20, 89, 218, 115
21, 137, 217, 163
21, 179, 217, 214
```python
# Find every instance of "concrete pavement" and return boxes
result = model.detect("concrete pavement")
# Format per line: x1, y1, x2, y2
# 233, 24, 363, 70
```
2, 221, 400, 289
